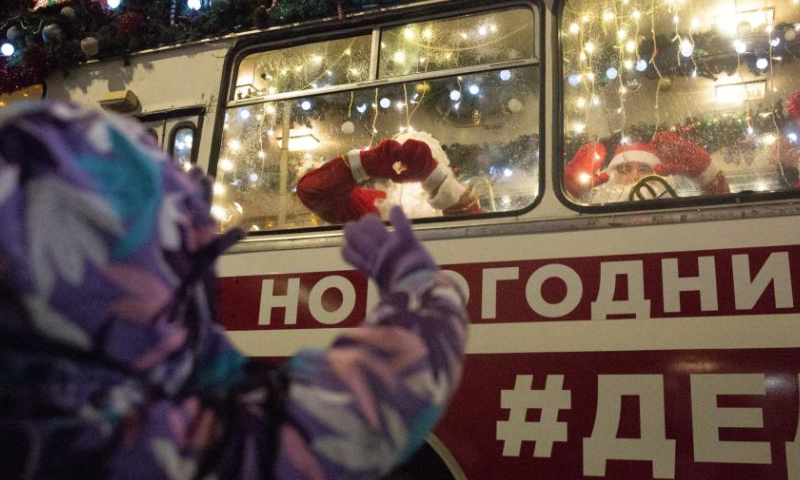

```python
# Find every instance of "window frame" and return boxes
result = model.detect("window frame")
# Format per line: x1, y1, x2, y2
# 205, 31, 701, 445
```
137, 106, 205, 164
212, 0, 546, 235
553, 0, 800, 214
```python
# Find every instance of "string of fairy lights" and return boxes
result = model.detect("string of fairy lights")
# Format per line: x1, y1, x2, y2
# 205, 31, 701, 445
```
213, 8, 534, 228
563, 0, 799, 151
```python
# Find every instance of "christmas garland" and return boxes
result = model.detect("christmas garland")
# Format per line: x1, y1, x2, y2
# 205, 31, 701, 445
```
0, 0, 407, 95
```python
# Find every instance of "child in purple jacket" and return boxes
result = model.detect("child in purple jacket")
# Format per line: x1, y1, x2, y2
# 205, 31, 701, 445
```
0, 101, 469, 480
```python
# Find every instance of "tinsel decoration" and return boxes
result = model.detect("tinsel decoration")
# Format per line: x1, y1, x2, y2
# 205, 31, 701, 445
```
0, 44, 55, 95
115, 12, 146, 38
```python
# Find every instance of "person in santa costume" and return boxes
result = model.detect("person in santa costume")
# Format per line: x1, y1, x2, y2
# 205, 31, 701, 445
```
564, 131, 730, 204
297, 131, 481, 224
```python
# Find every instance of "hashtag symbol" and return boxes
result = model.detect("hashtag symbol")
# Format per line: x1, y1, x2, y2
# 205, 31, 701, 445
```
496, 374, 571, 458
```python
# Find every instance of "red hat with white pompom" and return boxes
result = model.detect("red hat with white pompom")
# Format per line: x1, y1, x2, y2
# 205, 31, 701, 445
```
606, 142, 662, 171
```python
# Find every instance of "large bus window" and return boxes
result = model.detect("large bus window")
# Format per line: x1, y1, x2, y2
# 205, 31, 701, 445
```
561, 0, 800, 206
215, 6, 540, 232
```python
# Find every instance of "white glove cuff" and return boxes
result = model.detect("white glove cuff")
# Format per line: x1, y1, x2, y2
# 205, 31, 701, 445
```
696, 164, 719, 186
347, 149, 369, 183
421, 164, 449, 193
427, 174, 466, 210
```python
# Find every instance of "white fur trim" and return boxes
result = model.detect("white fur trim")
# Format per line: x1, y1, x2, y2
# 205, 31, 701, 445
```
427, 175, 466, 210
347, 149, 369, 183
421, 164, 449, 193
695, 163, 719, 186
607, 150, 661, 170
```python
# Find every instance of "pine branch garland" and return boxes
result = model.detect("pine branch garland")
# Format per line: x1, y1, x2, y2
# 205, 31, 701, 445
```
0, 0, 411, 95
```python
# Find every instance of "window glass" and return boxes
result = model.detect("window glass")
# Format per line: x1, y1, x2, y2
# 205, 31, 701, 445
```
562, 0, 800, 206
234, 35, 372, 100
379, 8, 535, 78
171, 126, 195, 167
214, 65, 540, 232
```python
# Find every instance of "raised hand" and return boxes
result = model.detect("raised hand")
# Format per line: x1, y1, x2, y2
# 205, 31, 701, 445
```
564, 143, 609, 199
359, 139, 437, 182
341, 206, 437, 292
650, 131, 712, 179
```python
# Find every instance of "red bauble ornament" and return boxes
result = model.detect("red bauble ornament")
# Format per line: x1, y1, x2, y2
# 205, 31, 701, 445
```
115, 12, 147, 38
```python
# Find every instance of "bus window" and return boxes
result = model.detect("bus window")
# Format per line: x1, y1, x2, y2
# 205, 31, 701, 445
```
215, 5, 540, 232
169, 124, 196, 168
561, 0, 800, 206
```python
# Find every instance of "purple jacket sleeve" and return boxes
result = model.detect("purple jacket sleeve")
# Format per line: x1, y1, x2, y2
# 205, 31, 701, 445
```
273, 270, 468, 480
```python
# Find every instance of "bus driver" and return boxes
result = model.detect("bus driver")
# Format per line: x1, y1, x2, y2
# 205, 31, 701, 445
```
564, 131, 730, 204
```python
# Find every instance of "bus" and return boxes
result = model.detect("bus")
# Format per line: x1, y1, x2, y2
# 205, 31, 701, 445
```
35, 0, 800, 478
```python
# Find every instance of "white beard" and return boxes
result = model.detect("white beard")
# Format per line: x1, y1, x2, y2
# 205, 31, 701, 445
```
585, 175, 674, 205
375, 182, 442, 219
586, 182, 631, 204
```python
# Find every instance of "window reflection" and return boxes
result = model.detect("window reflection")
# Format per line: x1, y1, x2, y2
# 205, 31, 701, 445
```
235, 35, 372, 100
562, 0, 800, 205
379, 8, 535, 78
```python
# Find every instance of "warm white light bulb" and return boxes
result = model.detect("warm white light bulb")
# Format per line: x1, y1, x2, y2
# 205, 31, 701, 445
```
187, 0, 201, 10
680, 39, 694, 57
0, 43, 14, 57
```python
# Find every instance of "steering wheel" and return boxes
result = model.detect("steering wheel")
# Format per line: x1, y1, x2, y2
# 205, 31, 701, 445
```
628, 175, 679, 201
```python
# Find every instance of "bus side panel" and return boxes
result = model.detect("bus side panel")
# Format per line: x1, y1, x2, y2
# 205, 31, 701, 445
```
219, 216, 800, 480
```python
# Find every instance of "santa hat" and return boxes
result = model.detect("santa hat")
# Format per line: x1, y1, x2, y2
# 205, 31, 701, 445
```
606, 142, 661, 170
